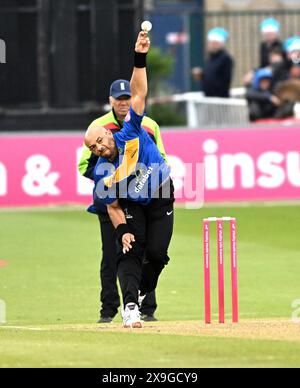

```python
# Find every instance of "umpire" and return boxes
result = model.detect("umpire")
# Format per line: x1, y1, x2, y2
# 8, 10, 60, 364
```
78, 79, 167, 323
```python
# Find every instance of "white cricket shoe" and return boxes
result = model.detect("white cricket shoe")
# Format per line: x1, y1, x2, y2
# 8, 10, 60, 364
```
122, 303, 143, 329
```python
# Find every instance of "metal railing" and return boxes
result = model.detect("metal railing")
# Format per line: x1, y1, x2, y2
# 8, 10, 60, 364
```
186, 96, 249, 128
148, 92, 250, 128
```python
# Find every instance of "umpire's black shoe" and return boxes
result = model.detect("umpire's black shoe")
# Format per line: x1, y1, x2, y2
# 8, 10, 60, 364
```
141, 315, 158, 322
98, 317, 114, 324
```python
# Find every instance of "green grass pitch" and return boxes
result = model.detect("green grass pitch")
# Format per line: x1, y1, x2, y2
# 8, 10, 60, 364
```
0, 204, 300, 368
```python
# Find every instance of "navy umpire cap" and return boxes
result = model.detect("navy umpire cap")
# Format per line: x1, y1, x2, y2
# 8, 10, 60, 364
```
110, 80, 131, 99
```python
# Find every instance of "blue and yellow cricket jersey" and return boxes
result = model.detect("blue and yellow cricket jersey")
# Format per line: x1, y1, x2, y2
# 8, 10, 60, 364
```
78, 110, 167, 181
92, 107, 170, 207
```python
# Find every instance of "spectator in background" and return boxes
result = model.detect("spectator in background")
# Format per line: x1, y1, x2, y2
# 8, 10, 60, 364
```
260, 18, 283, 68
246, 68, 281, 121
289, 64, 300, 80
244, 20, 283, 88
272, 36, 300, 87
245, 47, 286, 89
272, 37, 300, 118
196, 28, 234, 98
286, 38, 300, 80
269, 47, 285, 69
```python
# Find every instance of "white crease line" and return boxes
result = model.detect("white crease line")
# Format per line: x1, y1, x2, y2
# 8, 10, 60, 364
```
0, 326, 45, 331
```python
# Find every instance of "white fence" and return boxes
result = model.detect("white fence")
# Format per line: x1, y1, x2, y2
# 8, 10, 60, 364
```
148, 91, 250, 128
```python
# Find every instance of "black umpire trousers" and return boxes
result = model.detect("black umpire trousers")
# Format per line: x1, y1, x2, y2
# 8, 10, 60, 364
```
117, 180, 175, 306
98, 214, 157, 318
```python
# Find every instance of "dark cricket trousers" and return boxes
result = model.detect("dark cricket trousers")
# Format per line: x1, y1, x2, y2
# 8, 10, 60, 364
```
98, 215, 157, 318
117, 180, 175, 306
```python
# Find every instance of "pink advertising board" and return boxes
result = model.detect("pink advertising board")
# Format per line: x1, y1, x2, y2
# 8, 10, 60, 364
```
0, 126, 300, 207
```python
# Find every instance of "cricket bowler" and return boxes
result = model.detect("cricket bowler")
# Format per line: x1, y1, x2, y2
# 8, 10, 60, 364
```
84, 30, 175, 328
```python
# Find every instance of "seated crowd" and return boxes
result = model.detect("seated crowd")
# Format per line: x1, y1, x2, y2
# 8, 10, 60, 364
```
193, 18, 300, 122
245, 18, 300, 121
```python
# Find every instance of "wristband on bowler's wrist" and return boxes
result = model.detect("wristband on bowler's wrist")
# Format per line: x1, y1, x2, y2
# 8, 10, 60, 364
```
134, 52, 147, 68
116, 224, 130, 244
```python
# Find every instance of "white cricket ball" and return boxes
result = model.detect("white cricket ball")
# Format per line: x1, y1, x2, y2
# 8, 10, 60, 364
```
141, 21, 152, 33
